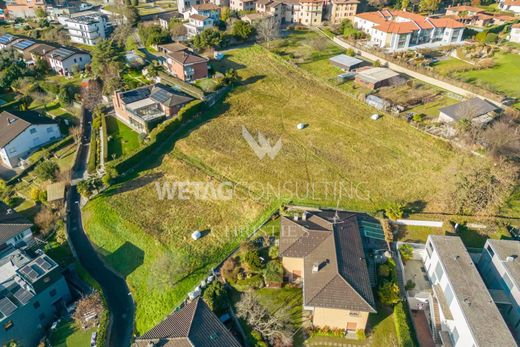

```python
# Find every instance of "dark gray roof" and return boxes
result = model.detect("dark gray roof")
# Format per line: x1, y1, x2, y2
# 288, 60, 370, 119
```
0, 202, 32, 244
329, 54, 363, 68
135, 298, 241, 347
439, 97, 498, 121
485, 239, 520, 293
429, 235, 516, 347
150, 84, 193, 107
280, 211, 376, 312
0, 111, 57, 148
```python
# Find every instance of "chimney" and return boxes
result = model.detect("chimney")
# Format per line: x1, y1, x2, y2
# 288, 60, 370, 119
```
293, 214, 298, 221
312, 262, 320, 273
506, 256, 516, 262
302, 212, 307, 221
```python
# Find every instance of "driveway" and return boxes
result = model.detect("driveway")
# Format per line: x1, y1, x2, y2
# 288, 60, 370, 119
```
67, 107, 135, 347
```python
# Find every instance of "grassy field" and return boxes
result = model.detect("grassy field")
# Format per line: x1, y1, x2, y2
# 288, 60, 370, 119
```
106, 116, 141, 160
84, 45, 500, 334
49, 320, 95, 347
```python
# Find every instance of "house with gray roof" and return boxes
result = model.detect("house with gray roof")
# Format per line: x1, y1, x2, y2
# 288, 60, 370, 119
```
113, 83, 194, 133
0, 202, 33, 251
438, 97, 499, 125
0, 110, 61, 168
424, 235, 516, 347
134, 297, 241, 347
329, 54, 363, 71
279, 210, 376, 333
478, 239, 520, 343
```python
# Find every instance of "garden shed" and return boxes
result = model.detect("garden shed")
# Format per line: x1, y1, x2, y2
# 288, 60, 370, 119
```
329, 54, 363, 71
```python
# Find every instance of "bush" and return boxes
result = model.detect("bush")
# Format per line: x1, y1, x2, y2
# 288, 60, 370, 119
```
35, 161, 59, 181
378, 281, 400, 305
202, 281, 229, 315
485, 33, 498, 44
399, 244, 414, 263
394, 302, 415, 347
221, 257, 239, 283
378, 264, 391, 278
356, 329, 366, 341
244, 248, 263, 272
263, 259, 283, 284
412, 113, 425, 122
475, 31, 487, 43
405, 280, 416, 291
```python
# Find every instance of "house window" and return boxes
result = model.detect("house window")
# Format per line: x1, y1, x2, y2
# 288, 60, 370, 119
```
3, 321, 13, 331
435, 262, 444, 282
30, 128, 37, 134
33, 301, 41, 309
486, 245, 495, 257
346, 322, 357, 331
451, 327, 459, 345
50, 288, 57, 297
444, 283, 454, 306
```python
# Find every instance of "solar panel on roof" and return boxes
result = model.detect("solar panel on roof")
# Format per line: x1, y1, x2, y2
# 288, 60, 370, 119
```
151, 89, 172, 104
21, 265, 39, 280
0, 298, 17, 317
0, 34, 15, 45
13, 40, 35, 50
14, 287, 34, 305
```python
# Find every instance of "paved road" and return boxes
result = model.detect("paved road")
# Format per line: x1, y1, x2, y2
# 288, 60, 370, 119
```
67, 108, 134, 347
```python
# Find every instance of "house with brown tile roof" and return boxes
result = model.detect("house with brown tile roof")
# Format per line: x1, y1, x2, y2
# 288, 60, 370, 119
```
165, 49, 209, 82
134, 297, 242, 347
354, 9, 464, 51
499, 0, 520, 13
279, 210, 376, 332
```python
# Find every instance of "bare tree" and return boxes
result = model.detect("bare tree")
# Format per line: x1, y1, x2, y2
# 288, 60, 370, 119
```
256, 17, 280, 46
70, 126, 82, 144
34, 207, 55, 236
381, 219, 393, 251
170, 20, 187, 41
80, 79, 103, 110
236, 292, 293, 346
482, 119, 520, 161
73, 292, 103, 330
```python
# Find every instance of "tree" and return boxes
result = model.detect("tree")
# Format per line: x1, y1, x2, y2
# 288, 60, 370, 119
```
221, 256, 239, 283
263, 260, 283, 284
34, 206, 54, 236
30, 187, 46, 203
35, 7, 46, 19
169, 19, 187, 41
482, 119, 520, 160
193, 28, 223, 49
81, 79, 103, 110
102, 166, 118, 186
221, 7, 231, 22
138, 24, 170, 47
146, 61, 164, 78
233, 20, 254, 41
236, 292, 293, 346
419, 0, 440, 13
401, 0, 410, 9
378, 281, 400, 305
73, 292, 103, 330
202, 281, 229, 314
91, 40, 124, 95
381, 218, 393, 250
58, 83, 77, 105
399, 244, 414, 263
35, 161, 59, 181
385, 202, 405, 220
256, 17, 280, 45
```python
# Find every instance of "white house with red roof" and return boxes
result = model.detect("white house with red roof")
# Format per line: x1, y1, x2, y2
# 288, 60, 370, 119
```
499, 0, 520, 13
353, 9, 464, 51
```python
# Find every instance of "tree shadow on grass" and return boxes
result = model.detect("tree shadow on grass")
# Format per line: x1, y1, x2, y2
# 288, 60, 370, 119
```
105, 241, 145, 279
105, 172, 164, 197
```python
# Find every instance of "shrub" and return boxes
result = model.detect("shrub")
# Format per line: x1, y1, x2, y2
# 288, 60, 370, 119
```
35, 161, 59, 182
412, 113, 425, 122
268, 245, 279, 259
378, 264, 391, 278
405, 280, 416, 291
263, 259, 283, 284
475, 31, 487, 43
399, 244, 414, 263
485, 33, 498, 44
356, 329, 366, 340
244, 248, 263, 272
202, 281, 229, 315
378, 281, 400, 305
394, 302, 415, 347
221, 257, 239, 283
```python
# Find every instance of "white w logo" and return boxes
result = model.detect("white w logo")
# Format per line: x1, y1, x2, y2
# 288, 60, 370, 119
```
242, 126, 282, 160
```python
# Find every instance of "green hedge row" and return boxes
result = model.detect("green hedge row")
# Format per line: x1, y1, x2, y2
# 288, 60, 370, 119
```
87, 130, 98, 174
101, 115, 108, 162
394, 302, 415, 347
114, 100, 205, 173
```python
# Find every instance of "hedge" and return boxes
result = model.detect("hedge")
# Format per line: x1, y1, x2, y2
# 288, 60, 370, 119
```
101, 115, 108, 162
114, 99, 205, 173
394, 302, 415, 347
87, 130, 98, 174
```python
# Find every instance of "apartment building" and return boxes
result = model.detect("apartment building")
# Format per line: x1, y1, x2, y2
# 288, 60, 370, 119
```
230, 0, 257, 11
113, 84, 193, 133
0, 248, 72, 346
329, 0, 358, 25
64, 14, 110, 46
354, 9, 464, 51
5, 0, 45, 19
478, 239, 520, 343
422, 235, 516, 347
279, 210, 376, 332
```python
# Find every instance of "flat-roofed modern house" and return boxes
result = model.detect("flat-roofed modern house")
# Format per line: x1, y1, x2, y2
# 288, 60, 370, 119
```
0, 34, 19, 50
64, 14, 110, 46
46, 47, 91, 75
133, 297, 241, 347
0, 202, 33, 250
438, 97, 498, 125
0, 111, 61, 168
354, 9, 464, 51
478, 239, 520, 343
279, 210, 377, 333
329, 54, 363, 71
0, 247, 71, 346
113, 83, 194, 133
423, 235, 516, 347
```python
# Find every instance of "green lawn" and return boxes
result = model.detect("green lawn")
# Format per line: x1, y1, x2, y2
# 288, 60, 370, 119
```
49, 320, 95, 347
83, 45, 499, 334
409, 94, 460, 119
431, 57, 472, 75
106, 116, 141, 161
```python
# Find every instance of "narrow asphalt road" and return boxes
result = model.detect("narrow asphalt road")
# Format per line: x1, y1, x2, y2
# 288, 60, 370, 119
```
67, 108, 134, 347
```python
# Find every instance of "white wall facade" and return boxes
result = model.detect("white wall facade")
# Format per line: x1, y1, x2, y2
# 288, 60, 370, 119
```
65, 17, 108, 46
0, 123, 61, 168
510, 28, 520, 43
48, 53, 91, 75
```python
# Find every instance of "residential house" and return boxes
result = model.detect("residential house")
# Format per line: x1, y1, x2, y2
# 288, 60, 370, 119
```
63, 14, 110, 46
493, 14, 517, 25
157, 42, 190, 55
178, 0, 211, 14
230, 0, 256, 12
511, 23, 520, 43
164, 49, 209, 82
27, 43, 57, 62
422, 235, 516, 347
134, 297, 241, 347
499, 0, 520, 14
11, 39, 37, 60
256, 0, 284, 23
0, 247, 72, 347
46, 47, 91, 75
329, 54, 362, 71
0, 34, 18, 50
0, 111, 61, 168
445, 5, 485, 17
437, 97, 498, 125
478, 239, 520, 343
0, 202, 33, 250
188, 3, 221, 21
158, 12, 182, 30
113, 83, 194, 133
184, 14, 214, 38
279, 210, 377, 332
5, 0, 45, 18
329, 0, 358, 25
445, 6, 494, 27
354, 9, 464, 51
294, 0, 323, 26
355, 67, 405, 89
